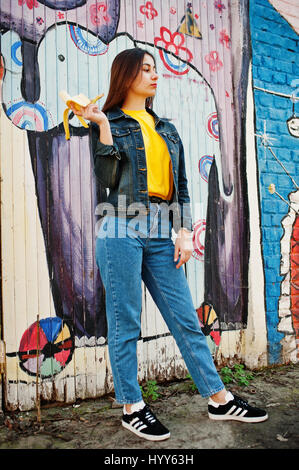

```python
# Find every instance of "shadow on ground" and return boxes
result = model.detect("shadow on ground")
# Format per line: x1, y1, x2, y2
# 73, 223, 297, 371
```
0, 363, 298, 451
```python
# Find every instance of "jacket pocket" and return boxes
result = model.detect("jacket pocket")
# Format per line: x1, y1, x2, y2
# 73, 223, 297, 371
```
110, 128, 131, 153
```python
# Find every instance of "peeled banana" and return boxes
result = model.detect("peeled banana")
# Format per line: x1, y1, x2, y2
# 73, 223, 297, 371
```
59, 90, 104, 140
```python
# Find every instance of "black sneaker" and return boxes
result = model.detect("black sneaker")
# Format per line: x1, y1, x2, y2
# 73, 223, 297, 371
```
208, 392, 268, 423
122, 405, 170, 441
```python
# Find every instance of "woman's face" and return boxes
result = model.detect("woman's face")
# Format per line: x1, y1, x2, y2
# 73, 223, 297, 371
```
129, 53, 158, 99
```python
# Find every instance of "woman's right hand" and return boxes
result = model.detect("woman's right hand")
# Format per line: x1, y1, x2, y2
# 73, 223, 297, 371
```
69, 103, 108, 126
69, 102, 113, 145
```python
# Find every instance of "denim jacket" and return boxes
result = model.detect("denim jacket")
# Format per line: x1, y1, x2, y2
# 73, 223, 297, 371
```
91, 107, 192, 233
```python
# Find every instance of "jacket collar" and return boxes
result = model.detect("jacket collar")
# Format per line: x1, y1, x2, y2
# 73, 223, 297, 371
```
106, 106, 161, 126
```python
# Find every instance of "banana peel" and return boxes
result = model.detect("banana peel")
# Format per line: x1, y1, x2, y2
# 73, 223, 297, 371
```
59, 90, 104, 140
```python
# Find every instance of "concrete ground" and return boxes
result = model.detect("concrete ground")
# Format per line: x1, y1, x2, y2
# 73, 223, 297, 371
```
0, 363, 298, 458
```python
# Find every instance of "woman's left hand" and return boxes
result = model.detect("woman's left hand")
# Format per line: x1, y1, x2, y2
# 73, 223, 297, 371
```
174, 228, 193, 269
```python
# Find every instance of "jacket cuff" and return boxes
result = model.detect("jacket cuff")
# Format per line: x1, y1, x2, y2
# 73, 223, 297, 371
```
95, 140, 121, 160
171, 203, 193, 233
180, 226, 193, 233
181, 204, 193, 232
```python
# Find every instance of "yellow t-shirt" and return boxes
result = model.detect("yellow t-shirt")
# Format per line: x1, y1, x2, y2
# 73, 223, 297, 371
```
121, 109, 173, 200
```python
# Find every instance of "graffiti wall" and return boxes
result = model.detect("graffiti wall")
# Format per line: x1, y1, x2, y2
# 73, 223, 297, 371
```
0, 0, 297, 410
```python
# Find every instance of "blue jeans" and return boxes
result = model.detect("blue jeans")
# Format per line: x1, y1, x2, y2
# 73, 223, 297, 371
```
95, 203, 224, 404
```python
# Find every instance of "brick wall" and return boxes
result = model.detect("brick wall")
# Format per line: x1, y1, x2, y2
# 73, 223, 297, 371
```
250, 0, 299, 363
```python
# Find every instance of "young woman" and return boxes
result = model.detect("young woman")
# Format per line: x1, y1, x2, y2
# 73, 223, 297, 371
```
70, 47, 268, 441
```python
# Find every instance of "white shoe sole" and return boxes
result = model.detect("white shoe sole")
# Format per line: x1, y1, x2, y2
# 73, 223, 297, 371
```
122, 420, 171, 441
208, 412, 268, 423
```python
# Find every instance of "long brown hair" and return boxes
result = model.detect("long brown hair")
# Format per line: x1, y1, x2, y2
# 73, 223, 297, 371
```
102, 47, 156, 114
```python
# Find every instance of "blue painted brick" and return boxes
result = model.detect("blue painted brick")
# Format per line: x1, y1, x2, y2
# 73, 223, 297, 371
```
253, 42, 273, 59
278, 201, 292, 215
274, 59, 293, 74
265, 293, 278, 311
268, 108, 288, 121
257, 156, 267, 172
263, 227, 281, 242
275, 121, 290, 136
271, 214, 284, 226
266, 157, 292, 174
262, 241, 281, 255
273, 72, 287, 85
266, 323, 277, 339
287, 74, 299, 86
275, 174, 296, 189
252, 54, 263, 66
254, 17, 287, 37
278, 161, 296, 177
262, 198, 280, 214
265, 282, 282, 298
265, 255, 280, 269
279, 134, 297, 148
253, 40, 296, 63
267, 312, 282, 329
257, 92, 274, 107
291, 150, 299, 162
255, 117, 274, 132
261, 172, 278, 187
252, 78, 269, 90
261, 212, 273, 228
255, 106, 269, 120
263, 213, 272, 226
261, 55, 275, 69
260, 185, 276, 202
258, 66, 273, 83
273, 96, 290, 109
252, 64, 259, 78
268, 342, 283, 364
277, 149, 293, 162
263, 120, 280, 134
253, 3, 284, 24
258, 31, 294, 50
266, 326, 278, 343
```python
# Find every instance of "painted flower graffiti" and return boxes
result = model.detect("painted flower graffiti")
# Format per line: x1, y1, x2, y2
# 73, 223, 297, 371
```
18, 0, 39, 9
90, 2, 111, 27
219, 29, 230, 48
205, 50, 223, 72
154, 26, 193, 75
140, 1, 158, 20
214, 1, 226, 13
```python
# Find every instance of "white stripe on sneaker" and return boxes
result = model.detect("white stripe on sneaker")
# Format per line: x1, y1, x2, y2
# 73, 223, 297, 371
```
227, 405, 237, 415
145, 412, 156, 422
136, 423, 147, 431
133, 419, 146, 430
130, 417, 140, 426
